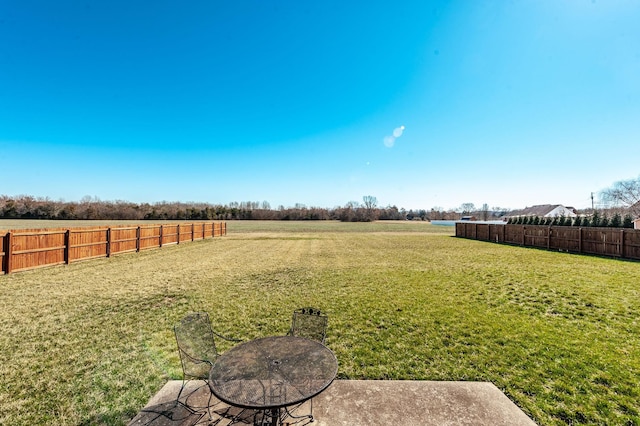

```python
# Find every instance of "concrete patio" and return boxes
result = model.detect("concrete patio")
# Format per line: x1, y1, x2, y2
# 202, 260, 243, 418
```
128, 380, 537, 426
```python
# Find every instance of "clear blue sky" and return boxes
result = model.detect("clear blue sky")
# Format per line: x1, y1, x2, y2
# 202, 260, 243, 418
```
1, 0, 639, 211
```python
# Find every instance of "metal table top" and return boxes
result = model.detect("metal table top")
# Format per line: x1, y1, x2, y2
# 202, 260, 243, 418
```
209, 335, 338, 410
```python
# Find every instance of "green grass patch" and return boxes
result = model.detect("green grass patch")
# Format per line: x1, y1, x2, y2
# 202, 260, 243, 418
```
0, 220, 638, 425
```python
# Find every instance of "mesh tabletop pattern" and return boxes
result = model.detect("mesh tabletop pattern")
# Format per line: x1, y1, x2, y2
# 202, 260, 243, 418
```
209, 335, 338, 409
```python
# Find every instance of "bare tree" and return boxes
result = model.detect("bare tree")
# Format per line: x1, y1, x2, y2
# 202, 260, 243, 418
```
460, 203, 475, 215
481, 203, 489, 221
362, 195, 378, 221
362, 195, 377, 209
600, 176, 640, 217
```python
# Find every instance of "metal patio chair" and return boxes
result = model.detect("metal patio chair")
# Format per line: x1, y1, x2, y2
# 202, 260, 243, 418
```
174, 312, 245, 422
288, 307, 328, 344
284, 307, 329, 423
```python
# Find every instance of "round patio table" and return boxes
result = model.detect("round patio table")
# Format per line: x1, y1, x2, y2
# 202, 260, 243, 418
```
209, 335, 338, 426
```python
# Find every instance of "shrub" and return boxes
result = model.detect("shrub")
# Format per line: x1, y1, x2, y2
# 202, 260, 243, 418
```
610, 213, 621, 228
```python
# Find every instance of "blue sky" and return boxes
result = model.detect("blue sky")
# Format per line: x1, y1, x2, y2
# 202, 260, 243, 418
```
1, 0, 639, 211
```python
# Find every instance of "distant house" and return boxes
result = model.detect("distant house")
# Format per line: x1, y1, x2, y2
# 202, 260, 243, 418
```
507, 204, 577, 219
634, 218, 640, 230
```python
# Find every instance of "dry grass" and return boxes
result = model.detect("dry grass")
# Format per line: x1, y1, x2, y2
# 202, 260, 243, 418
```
0, 220, 638, 425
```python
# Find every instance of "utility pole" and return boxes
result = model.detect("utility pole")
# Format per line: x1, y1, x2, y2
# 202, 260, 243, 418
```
591, 192, 594, 212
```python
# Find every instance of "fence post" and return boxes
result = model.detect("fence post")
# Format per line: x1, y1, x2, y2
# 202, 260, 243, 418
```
3, 232, 11, 274
106, 228, 111, 258
136, 226, 141, 252
547, 226, 551, 250
191, 223, 195, 241
621, 229, 625, 258
177, 224, 180, 244
159, 225, 163, 248
64, 230, 70, 264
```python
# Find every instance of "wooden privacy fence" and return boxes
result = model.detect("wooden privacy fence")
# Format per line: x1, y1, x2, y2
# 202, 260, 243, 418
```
456, 222, 640, 261
0, 222, 227, 274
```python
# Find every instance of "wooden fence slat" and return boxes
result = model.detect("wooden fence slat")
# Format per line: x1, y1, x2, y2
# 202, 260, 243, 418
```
12, 246, 67, 255
12, 230, 67, 236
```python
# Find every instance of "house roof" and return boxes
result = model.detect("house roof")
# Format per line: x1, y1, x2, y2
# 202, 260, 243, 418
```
508, 204, 559, 217
507, 204, 577, 217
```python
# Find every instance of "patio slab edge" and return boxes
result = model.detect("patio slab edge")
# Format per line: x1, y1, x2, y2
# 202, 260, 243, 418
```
130, 379, 537, 426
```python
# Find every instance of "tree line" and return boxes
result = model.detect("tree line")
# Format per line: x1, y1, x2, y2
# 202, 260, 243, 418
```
0, 195, 462, 222
4, 173, 638, 223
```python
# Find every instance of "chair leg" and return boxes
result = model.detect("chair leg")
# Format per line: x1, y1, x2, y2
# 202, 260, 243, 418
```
206, 388, 214, 420
281, 400, 314, 424
175, 379, 189, 407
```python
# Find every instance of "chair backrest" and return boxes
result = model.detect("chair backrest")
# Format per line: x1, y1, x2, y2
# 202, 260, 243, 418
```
289, 307, 328, 344
174, 312, 219, 379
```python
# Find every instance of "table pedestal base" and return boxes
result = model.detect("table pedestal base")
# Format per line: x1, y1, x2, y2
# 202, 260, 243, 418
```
254, 407, 314, 426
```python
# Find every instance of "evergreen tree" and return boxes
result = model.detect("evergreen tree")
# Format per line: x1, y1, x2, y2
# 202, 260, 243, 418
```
557, 215, 566, 226
573, 216, 582, 227
532, 216, 540, 225
623, 214, 633, 228
582, 216, 591, 227
600, 213, 609, 227
610, 213, 621, 228
591, 211, 600, 227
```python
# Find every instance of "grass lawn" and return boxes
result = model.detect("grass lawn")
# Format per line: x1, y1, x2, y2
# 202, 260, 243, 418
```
0, 220, 638, 425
